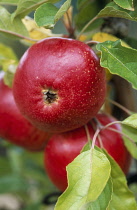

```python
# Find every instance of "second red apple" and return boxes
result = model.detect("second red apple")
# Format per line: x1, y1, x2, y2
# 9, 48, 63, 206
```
44, 113, 131, 191
0, 71, 51, 151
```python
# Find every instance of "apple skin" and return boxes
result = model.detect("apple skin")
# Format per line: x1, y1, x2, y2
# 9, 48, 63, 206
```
13, 37, 106, 133
0, 72, 51, 151
44, 113, 131, 191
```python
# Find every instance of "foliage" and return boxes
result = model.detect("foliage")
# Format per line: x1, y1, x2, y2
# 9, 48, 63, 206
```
96, 40, 137, 89
55, 149, 111, 209
0, 141, 58, 209
34, 0, 71, 28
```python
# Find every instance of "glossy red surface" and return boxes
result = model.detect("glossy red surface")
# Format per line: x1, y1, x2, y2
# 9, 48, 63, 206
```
13, 38, 106, 133
0, 72, 51, 151
44, 113, 131, 191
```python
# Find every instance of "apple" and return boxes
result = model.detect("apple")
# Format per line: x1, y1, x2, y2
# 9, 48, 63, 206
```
0, 71, 51, 151
44, 113, 131, 191
13, 37, 106, 133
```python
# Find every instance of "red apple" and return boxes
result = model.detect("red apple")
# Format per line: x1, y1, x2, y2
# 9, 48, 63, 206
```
44, 113, 131, 191
13, 37, 106, 133
0, 71, 51, 151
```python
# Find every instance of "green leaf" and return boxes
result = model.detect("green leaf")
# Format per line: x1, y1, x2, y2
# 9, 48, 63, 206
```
129, 183, 137, 201
34, 3, 58, 28
104, 151, 137, 210
121, 114, 137, 159
97, 2, 137, 21
76, 0, 89, 10
81, 142, 92, 153
54, 0, 71, 23
122, 113, 137, 128
122, 124, 137, 159
75, 1, 103, 31
0, 0, 19, 5
34, 0, 71, 28
82, 144, 137, 209
12, 0, 60, 19
3, 65, 17, 88
0, 42, 17, 61
0, 6, 28, 38
55, 149, 111, 210
84, 178, 112, 210
0, 42, 18, 87
96, 40, 137, 90
113, 0, 134, 11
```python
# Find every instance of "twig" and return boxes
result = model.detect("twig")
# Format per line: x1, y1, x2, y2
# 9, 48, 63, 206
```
66, 11, 72, 31
97, 134, 104, 148
90, 117, 103, 148
0, 29, 38, 42
91, 128, 101, 150
62, 11, 75, 38
107, 127, 136, 147
76, 15, 99, 40
101, 120, 122, 131
107, 97, 133, 116
84, 124, 92, 147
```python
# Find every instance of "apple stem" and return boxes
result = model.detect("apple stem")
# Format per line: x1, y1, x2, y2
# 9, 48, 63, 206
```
66, 12, 73, 30
62, 11, 76, 38
84, 124, 92, 147
106, 98, 133, 116
90, 118, 121, 150
97, 134, 104, 149
90, 117, 104, 149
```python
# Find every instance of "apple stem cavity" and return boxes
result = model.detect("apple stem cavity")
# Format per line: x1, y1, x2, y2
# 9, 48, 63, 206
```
43, 90, 58, 104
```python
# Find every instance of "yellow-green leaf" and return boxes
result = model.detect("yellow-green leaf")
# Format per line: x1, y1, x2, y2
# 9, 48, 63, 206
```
105, 151, 137, 210
55, 149, 111, 210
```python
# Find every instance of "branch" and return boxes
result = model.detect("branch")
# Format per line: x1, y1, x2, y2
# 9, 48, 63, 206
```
107, 127, 136, 147
84, 124, 92, 148
0, 29, 38, 42
107, 98, 133, 116
76, 15, 99, 40
91, 128, 100, 150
